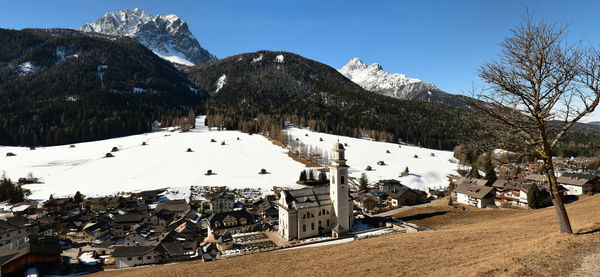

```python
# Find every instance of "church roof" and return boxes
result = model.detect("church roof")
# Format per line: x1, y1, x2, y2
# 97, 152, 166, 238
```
281, 186, 332, 210
333, 143, 344, 151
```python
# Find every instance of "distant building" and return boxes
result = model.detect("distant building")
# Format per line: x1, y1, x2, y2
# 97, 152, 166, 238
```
557, 173, 599, 195
209, 192, 235, 214
112, 246, 160, 269
206, 210, 256, 236
278, 142, 353, 240
453, 183, 495, 208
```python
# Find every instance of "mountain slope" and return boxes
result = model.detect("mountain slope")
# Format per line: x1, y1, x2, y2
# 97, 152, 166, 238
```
0, 28, 207, 146
81, 8, 216, 65
185, 50, 476, 150
339, 58, 468, 107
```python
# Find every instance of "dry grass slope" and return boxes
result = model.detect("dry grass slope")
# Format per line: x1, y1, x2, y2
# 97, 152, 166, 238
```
92, 194, 600, 277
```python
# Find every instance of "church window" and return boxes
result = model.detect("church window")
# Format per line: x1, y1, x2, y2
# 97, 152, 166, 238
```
341, 176, 345, 184
318, 210, 321, 216
319, 221, 322, 228
311, 222, 315, 230
327, 219, 330, 226
302, 224, 306, 232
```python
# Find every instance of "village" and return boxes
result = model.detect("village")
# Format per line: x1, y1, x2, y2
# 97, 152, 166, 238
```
1, 138, 599, 276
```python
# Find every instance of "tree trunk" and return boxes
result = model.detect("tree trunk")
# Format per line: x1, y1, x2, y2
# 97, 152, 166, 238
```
542, 156, 573, 233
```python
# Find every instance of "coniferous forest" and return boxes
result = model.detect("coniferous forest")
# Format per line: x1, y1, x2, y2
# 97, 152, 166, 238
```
1, 30, 599, 156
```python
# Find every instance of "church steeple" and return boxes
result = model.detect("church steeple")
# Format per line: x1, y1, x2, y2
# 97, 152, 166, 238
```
329, 141, 351, 237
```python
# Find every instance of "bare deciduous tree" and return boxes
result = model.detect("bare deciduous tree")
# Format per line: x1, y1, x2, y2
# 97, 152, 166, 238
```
468, 15, 600, 233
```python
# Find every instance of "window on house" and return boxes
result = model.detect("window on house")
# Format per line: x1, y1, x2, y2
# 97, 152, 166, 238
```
128, 257, 132, 261
147, 256, 151, 259
137, 257, 142, 260
302, 224, 306, 232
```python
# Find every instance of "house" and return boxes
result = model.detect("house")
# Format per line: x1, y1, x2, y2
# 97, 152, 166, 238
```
150, 209, 176, 227
453, 183, 495, 208
209, 192, 235, 214
43, 198, 73, 213
377, 179, 403, 193
353, 193, 380, 213
557, 173, 599, 195
156, 242, 198, 262
0, 236, 62, 276
112, 213, 147, 238
83, 197, 122, 212
278, 143, 353, 240
112, 246, 161, 269
155, 200, 190, 215
206, 210, 256, 236
383, 186, 427, 207
216, 233, 233, 251
254, 200, 278, 219
492, 180, 528, 208
0, 216, 34, 246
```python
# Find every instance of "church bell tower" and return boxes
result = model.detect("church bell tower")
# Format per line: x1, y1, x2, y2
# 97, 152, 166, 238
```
330, 141, 352, 236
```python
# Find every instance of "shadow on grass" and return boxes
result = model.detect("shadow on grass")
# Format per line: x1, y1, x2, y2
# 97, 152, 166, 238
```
576, 225, 600, 235
396, 211, 448, 221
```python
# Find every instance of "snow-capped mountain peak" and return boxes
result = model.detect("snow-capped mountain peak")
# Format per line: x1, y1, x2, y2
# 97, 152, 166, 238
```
81, 9, 216, 65
339, 57, 440, 99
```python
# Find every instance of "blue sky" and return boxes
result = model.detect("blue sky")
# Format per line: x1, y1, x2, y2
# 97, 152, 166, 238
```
2, 0, 600, 98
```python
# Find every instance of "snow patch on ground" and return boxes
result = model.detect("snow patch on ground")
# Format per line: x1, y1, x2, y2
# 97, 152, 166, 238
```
275, 55, 284, 63
132, 87, 146, 94
215, 74, 226, 93
97, 65, 107, 87
18, 62, 35, 76
252, 54, 263, 63
154, 51, 194, 66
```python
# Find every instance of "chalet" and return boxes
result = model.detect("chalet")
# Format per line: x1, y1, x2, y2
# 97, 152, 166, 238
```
155, 200, 190, 214
83, 196, 122, 212
150, 209, 176, 227
112, 213, 147, 238
43, 198, 73, 213
377, 179, 403, 193
353, 193, 380, 213
557, 173, 600, 195
0, 236, 62, 276
453, 183, 495, 208
492, 180, 529, 208
156, 242, 198, 262
207, 210, 256, 236
216, 233, 233, 251
209, 192, 235, 214
254, 200, 278, 219
112, 246, 161, 269
0, 216, 34, 246
383, 186, 427, 208
524, 174, 546, 184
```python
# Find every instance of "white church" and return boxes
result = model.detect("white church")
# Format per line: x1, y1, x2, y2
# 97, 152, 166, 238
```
278, 142, 353, 240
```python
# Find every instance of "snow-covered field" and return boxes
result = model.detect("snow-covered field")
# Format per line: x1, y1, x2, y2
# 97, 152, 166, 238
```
285, 126, 458, 192
0, 116, 306, 200
0, 116, 459, 201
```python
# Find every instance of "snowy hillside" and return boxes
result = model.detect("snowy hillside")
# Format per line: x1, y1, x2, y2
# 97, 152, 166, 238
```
285, 127, 458, 192
1, 117, 459, 200
80, 8, 216, 65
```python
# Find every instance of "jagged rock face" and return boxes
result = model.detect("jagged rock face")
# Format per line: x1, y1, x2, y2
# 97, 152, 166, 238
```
339, 58, 467, 107
81, 8, 216, 65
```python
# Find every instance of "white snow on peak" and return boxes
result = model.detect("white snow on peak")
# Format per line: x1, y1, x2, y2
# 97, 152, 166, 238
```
275, 54, 284, 63
252, 54, 263, 63
339, 57, 438, 99
17, 62, 35, 76
80, 9, 216, 65
215, 74, 226, 93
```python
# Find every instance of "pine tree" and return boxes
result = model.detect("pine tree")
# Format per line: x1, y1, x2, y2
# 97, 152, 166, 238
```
359, 173, 369, 192
527, 183, 544, 209
484, 157, 497, 185
318, 172, 327, 181
73, 191, 83, 203
299, 170, 307, 182
308, 169, 315, 181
